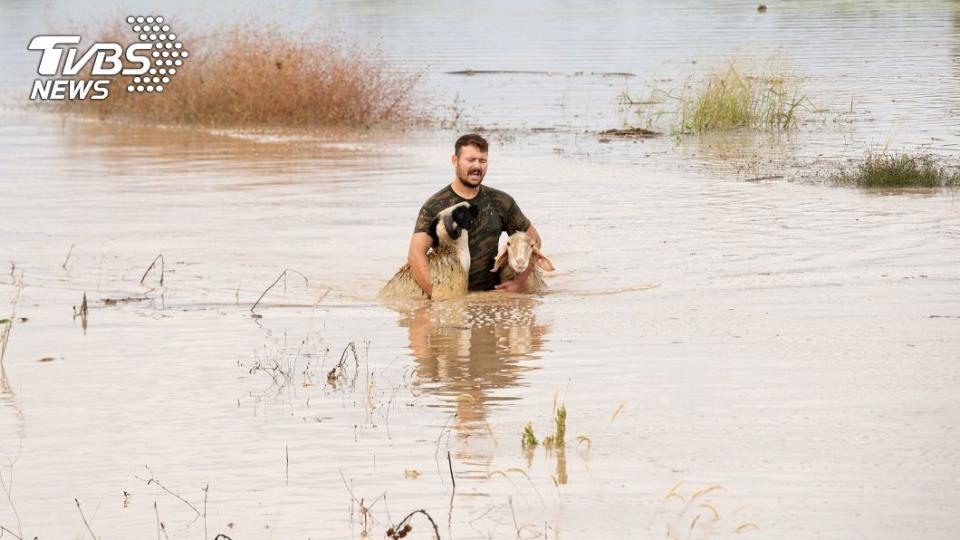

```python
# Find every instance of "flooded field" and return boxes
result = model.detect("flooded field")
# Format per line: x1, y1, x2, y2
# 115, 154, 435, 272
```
1, 1, 960, 539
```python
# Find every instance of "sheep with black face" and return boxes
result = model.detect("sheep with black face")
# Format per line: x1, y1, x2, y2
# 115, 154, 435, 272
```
379, 202, 479, 300
491, 230, 555, 294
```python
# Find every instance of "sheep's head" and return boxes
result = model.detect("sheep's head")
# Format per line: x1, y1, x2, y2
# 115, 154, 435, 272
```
491, 231, 555, 274
430, 202, 479, 245
448, 202, 480, 235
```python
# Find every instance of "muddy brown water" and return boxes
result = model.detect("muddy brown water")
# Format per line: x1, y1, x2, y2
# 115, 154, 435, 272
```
2, 1, 960, 539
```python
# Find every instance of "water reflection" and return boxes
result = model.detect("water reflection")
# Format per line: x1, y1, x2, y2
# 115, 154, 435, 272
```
54, 116, 373, 175
0, 365, 25, 442
393, 295, 548, 474
953, 3, 960, 109
0, 278, 26, 441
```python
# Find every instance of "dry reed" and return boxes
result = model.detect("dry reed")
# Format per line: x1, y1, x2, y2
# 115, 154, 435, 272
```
63, 22, 422, 128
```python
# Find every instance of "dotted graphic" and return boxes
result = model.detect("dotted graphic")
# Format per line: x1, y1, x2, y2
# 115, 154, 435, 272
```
125, 15, 187, 94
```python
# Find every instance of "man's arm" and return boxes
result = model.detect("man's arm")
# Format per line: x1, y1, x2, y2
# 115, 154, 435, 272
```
494, 224, 541, 293
407, 232, 434, 298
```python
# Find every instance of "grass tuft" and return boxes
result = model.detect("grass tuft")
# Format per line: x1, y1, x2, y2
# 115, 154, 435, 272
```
628, 60, 806, 135
61, 22, 422, 128
832, 152, 960, 188
680, 63, 804, 133
521, 422, 538, 449
522, 402, 567, 450
553, 405, 566, 447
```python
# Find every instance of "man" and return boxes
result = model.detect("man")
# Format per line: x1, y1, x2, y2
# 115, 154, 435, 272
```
408, 133, 542, 298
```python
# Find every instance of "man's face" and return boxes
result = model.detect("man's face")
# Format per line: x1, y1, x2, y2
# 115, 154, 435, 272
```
452, 144, 488, 188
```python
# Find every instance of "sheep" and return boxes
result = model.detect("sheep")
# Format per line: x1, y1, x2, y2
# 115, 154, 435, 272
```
490, 230, 555, 294
378, 201, 479, 300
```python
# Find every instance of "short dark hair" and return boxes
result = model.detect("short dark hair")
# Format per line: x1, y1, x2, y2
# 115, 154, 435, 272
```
455, 133, 488, 156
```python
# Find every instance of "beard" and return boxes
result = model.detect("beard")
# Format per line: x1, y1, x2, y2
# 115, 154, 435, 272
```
458, 168, 484, 187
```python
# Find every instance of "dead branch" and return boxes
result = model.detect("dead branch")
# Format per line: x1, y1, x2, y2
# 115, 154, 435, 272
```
388, 509, 441, 540
74, 292, 89, 334
136, 466, 200, 519
433, 413, 455, 489
202, 483, 209, 540
74, 498, 98, 540
508, 496, 520, 538
250, 268, 309, 316
140, 254, 165, 287
153, 502, 159, 540
339, 470, 385, 535
326, 342, 359, 385
1, 274, 25, 367
62, 244, 75, 270
0, 442, 23, 539
447, 450, 456, 491
0, 524, 23, 539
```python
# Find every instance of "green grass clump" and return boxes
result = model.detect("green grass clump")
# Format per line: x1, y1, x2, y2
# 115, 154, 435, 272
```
541, 404, 567, 450
679, 63, 804, 134
521, 422, 538, 448
522, 403, 568, 450
553, 405, 566, 447
833, 152, 960, 188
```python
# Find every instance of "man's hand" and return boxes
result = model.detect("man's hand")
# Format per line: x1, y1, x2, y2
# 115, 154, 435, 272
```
494, 263, 533, 293
494, 278, 525, 293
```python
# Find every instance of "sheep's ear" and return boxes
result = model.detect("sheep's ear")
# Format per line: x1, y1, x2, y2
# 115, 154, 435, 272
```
451, 206, 472, 229
491, 244, 509, 272
533, 247, 555, 271
534, 255, 555, 272
428, 216, 441, 247
443, 213, 461, 240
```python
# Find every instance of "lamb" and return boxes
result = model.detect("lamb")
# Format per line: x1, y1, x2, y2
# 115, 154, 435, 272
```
491, 230, 555, 294
378, 201, 479, 300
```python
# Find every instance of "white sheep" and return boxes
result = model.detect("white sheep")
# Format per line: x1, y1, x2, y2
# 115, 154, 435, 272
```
378, 201, 479, 300
491, 230, 555, 294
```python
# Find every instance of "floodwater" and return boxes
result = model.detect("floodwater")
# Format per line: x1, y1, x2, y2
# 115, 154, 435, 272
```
1, 1, 960, 539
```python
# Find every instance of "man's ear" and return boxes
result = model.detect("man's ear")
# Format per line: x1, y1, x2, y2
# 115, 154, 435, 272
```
451, 153, 458, 167
533, 247, 555, 271
491, 244, 509, 272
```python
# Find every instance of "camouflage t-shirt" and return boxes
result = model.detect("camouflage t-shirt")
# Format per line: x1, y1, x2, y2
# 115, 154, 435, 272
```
414, 184, 531, 291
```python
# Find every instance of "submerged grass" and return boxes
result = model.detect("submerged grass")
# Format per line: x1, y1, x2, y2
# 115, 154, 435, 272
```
832, 152, 960, 188
630, 60, 806, 135
521, 422, 538, 449
62, 22, 422, 128
552, 405, 566, 447
521, 401, 567, 450
680, 63, 804, 133
537, 403, 568, 450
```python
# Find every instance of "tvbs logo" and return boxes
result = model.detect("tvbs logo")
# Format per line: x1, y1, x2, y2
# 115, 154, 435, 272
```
28, 15, 188, 101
